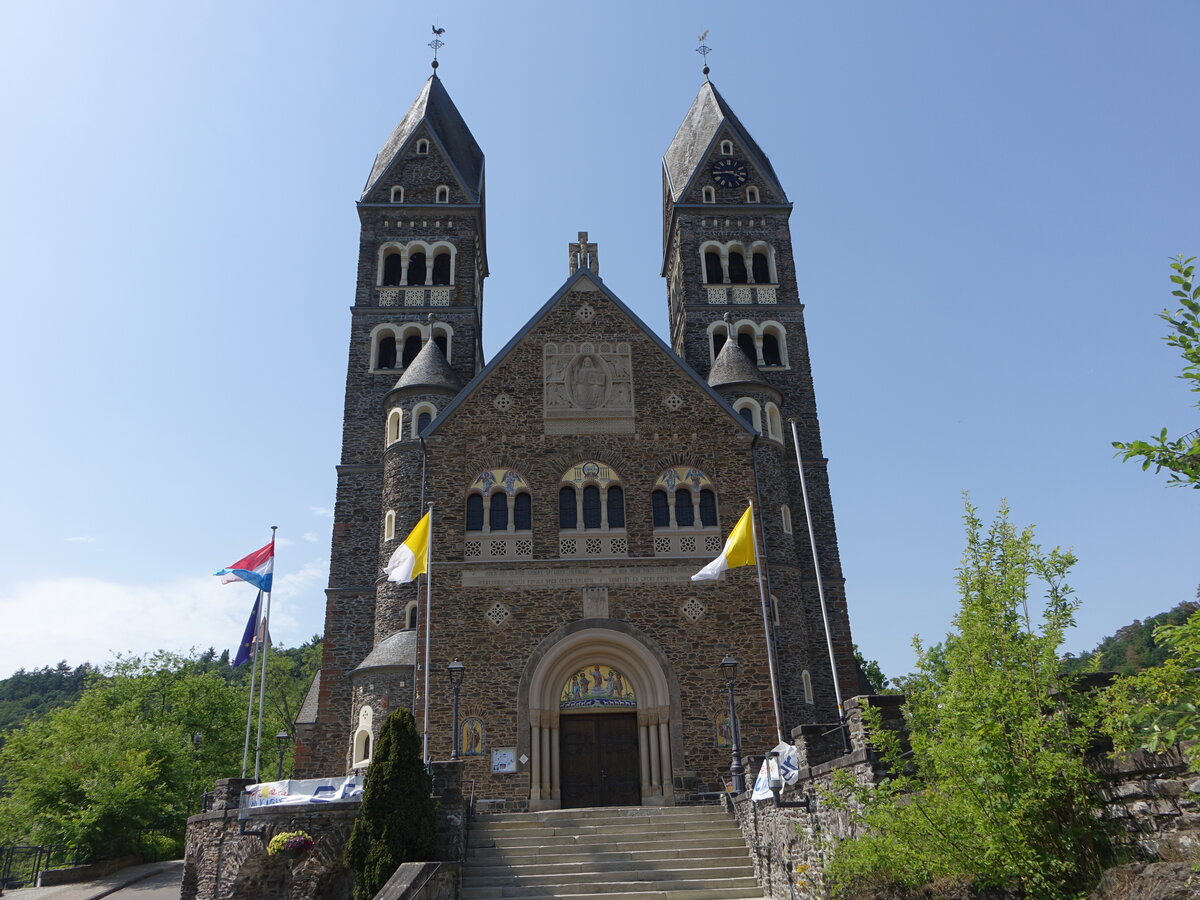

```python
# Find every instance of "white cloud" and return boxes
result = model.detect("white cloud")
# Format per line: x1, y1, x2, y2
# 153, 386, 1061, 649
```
66, 536, 96, 543
303, 532, 319, 543
310, 506, 334, 518
0, 557, 330, 676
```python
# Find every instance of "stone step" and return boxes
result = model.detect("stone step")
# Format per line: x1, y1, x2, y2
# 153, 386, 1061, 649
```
472, 815, 727, 835
470, 839, 747, 865
460, 876, 761, 899
473, 826, 742, 851
466, 845, 750, 873
463, 862, 754, 889
477, 805, 722, 825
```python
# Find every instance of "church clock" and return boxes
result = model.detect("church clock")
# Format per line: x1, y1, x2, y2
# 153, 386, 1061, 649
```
710, 157, 748, 188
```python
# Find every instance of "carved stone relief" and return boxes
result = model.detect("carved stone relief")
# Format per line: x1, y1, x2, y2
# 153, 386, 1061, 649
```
543, 341, 634, 433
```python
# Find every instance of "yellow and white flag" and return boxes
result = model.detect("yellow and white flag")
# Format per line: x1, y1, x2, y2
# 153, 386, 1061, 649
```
691, 505, 756, 581
385, 511, 430, 583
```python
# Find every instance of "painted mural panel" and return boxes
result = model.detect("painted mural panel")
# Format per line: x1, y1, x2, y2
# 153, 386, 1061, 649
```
460, 717, 485, 756
559, 664, 636, 710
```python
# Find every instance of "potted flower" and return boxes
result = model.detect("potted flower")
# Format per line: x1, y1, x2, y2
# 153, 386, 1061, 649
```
267, 830, 315, 860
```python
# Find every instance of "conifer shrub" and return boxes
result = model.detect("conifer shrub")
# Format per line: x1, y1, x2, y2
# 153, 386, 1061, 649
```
344, 707, 437, 899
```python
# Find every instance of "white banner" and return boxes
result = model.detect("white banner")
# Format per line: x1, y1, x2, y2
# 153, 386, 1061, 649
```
243, 775, 364, 808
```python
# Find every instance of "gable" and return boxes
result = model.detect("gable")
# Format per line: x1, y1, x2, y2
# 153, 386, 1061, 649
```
425, 270, 754, 440
360, 123, 478, 206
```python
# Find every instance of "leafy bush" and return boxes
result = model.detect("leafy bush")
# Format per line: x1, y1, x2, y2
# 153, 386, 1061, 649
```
344, 708, 437, 898
827, 501, 1112, 899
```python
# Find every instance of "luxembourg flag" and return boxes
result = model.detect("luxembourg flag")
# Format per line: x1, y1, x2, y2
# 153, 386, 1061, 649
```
214, 541, 274, 592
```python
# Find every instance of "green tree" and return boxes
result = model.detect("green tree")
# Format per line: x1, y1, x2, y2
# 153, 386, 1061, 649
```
1102, 601, 1200, 771
345, 708, 437, 899
828, 501, 1110, 899
0, 653, 244, 859
853, 645, 891, 694
1063, 600, 1199, 676
1113, 254, 1200, 487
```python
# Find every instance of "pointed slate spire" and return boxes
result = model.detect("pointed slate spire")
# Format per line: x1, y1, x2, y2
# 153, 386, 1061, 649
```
707, 339, 768, 388
362, 74, 484, 202
663, 80, 786, 203
395, 339, 462, 391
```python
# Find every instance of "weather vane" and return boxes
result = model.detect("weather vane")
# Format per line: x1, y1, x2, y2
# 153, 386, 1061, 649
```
429, 25, 446, 70
696, 30, 711, 80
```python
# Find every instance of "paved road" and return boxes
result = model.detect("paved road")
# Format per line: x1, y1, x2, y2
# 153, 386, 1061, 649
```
98, 864, 181, 898
2, 861, 182, 900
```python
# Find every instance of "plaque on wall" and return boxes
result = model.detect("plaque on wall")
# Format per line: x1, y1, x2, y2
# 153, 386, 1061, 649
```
491, 748, 518, 774
543, 341, 634, 434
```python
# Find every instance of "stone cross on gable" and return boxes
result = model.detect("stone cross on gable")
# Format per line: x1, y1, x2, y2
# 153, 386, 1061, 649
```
568, 232, 599, 276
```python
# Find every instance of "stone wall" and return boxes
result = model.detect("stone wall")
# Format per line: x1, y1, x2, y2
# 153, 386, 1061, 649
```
183, 761, 468, 900
728, 696, 1200, 900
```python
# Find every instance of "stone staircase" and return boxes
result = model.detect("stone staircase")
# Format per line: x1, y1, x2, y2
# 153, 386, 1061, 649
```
461, 805, 763, 900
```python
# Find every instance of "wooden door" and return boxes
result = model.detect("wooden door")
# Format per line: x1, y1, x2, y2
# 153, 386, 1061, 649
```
559, 713, 640, 808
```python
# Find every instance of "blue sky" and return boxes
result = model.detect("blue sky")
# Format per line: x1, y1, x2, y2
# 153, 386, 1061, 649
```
0, 1, 1195, 684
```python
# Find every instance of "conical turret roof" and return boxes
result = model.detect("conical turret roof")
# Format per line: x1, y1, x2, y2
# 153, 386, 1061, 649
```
362, 74, 484, 202
707, 339, 768, 388
663, 80, 786, 203
395, 340, 462, 391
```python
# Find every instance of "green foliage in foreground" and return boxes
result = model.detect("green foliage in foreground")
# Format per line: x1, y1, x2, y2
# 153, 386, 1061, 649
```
345, 708, 437, 899
1113, 254, 1200, 488
827, 502, 1112, 899
0, 641, 321, 861
1102, 606, 1200, 771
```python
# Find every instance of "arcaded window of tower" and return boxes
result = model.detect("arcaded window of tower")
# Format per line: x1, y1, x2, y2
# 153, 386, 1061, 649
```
432, 252, 451, 285
382, 253, 403, 286
401, 335, 421, 367
406, 252, 427, 286
704, 252, 722, 284
728, 252, 748, 284
752, 251, 770, 284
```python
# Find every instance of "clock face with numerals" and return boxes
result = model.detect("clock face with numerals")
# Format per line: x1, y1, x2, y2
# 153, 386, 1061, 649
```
710, 158, 749, 188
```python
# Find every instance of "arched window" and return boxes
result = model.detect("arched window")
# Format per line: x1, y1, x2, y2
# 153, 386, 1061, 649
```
699, 490, 717, 527
466, 494, 484, 532
735, 399, 762, 434
377, 334, 397, 369
489, 493, 508, 531
559, 486, 577, 530
702, 186, 715, 203
651, 490, 670, 527
712, 330, 727, 359
386, 409, 402, 444
746, 186, 760, 203
803, 670, 814, 704
390, 185, 404, 202
514, 492, 532, 531
781, 504, 793, 534
431, 252, 451, 285
607, 486, 625, 529
401, 334, 422, 367
435, 185, 449, 203
433, 333, 448, 357
382, 253, 403, 286
582, 485, 602, 529
411, 403, 436, 438
762, 333, 781, 367
728, 252, 748, 284
416, 139, 429, 155
675, 489, 695, 527
353, 729, 371, 767
720, 139, 733, 155
766, 403, 783, 442
704, 251, 723, 284
737, 331, 757, 362
770, 593, 781, 626
384, 510, 395, 541
405, 601, 419, 630
752, 251, 770, 283
406, 252, 427, 286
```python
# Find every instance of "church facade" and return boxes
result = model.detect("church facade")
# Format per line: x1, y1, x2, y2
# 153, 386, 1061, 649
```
293, 68, 858, 810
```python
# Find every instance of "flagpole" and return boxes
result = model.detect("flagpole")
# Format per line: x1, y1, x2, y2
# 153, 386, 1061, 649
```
789, 420, 848, 751
240, 629, 258, 778
253, 526, 277, 780
421, 505, 434, 764
748, 499, 786, 744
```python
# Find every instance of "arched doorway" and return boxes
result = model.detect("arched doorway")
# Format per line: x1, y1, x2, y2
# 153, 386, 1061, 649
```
522, 625, 676, 809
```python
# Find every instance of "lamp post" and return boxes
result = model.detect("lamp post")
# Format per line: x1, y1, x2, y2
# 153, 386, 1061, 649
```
720, 655, 745, 794
448, 658, 465, 761
275, 731, 290, 780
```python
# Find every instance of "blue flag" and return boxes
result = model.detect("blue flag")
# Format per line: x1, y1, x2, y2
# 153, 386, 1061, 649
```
232, 592, 262, 667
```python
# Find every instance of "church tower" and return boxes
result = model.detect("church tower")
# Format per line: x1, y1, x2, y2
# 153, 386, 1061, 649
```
662, 77, 859, 718
295, 70, 486, 776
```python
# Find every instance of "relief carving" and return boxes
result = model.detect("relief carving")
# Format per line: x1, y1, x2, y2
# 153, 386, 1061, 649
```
544, 340, 634, 433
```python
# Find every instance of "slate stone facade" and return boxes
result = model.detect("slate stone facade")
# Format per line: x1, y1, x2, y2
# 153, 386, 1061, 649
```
293, 71, 860, 813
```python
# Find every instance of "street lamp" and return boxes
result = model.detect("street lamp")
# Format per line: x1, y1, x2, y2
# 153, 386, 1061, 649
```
275, 731, 290, 781
720, 655, 745, 794
448, 658, 466, 761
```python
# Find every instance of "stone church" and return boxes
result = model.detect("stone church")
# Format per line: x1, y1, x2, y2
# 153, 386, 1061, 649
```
292, 65, 858, 810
